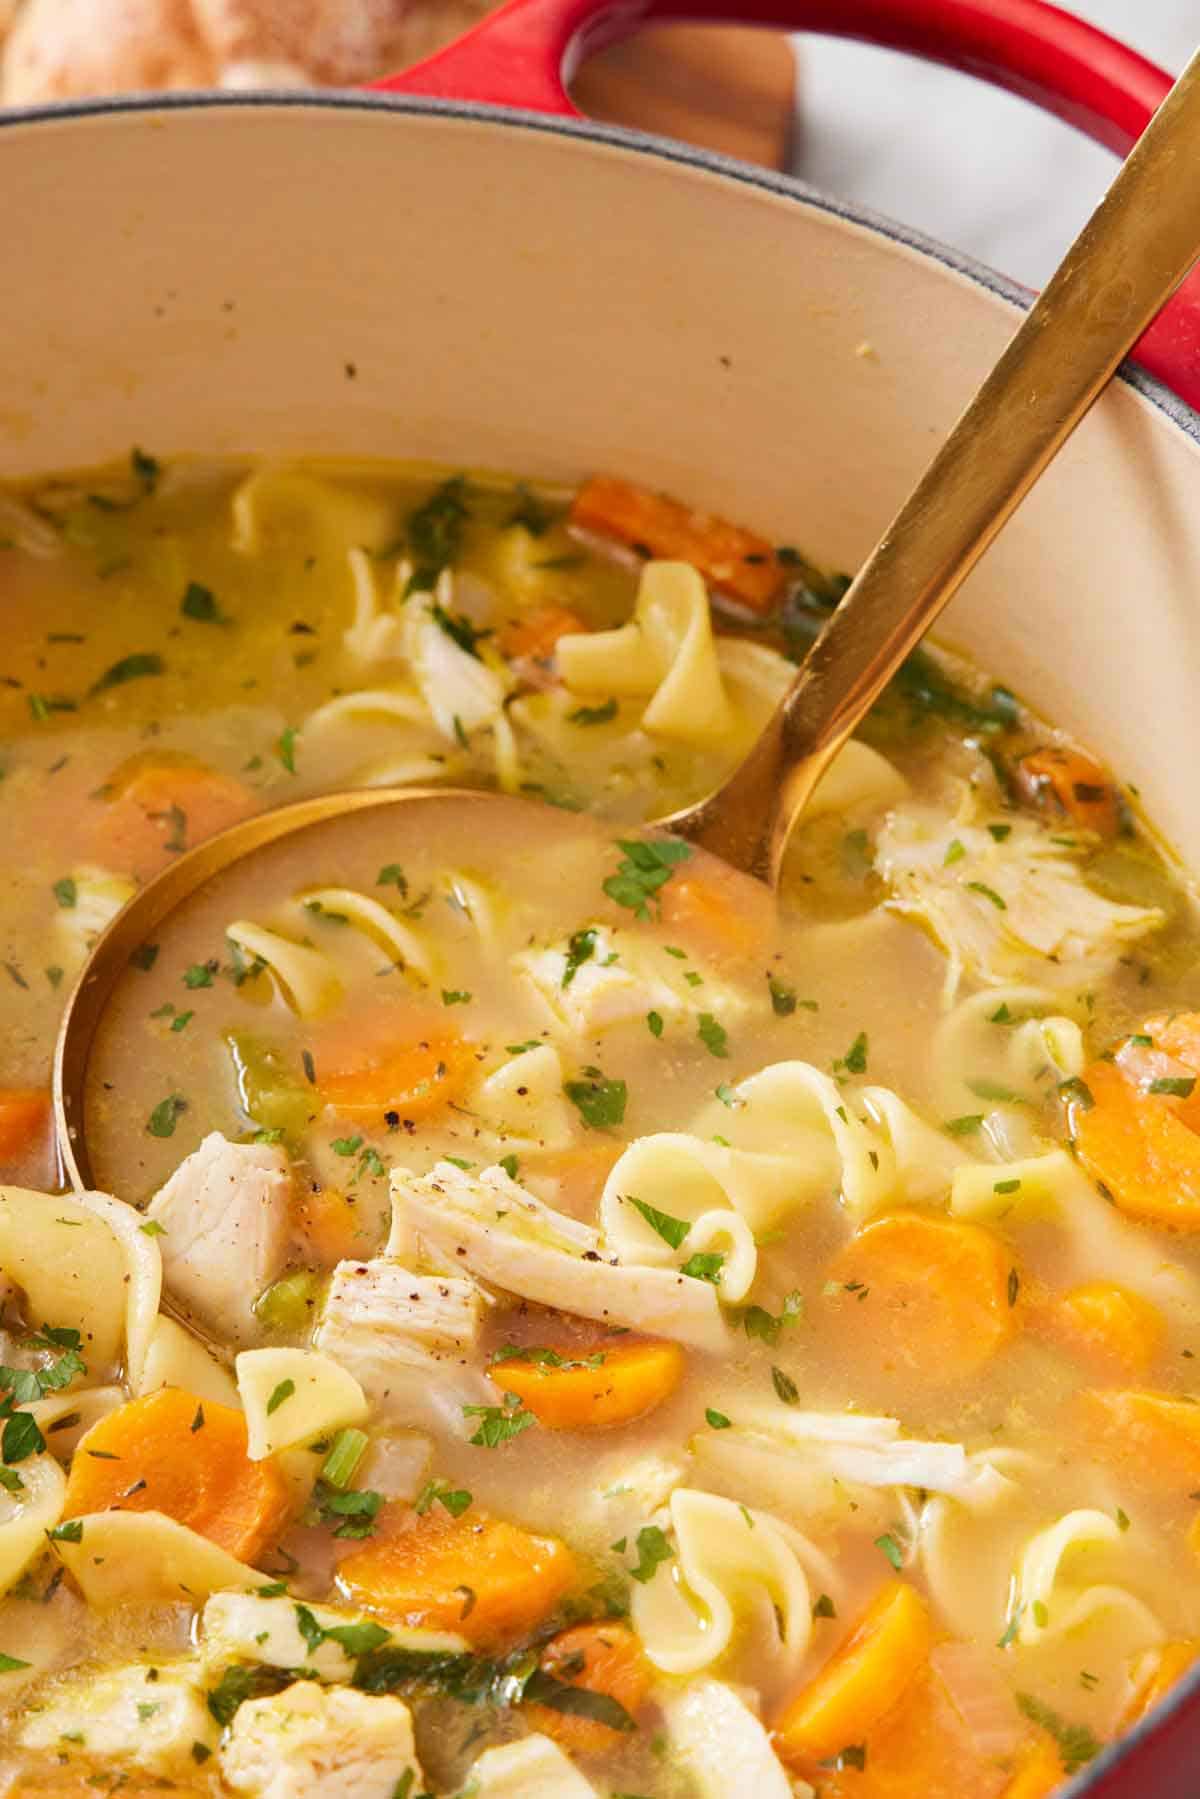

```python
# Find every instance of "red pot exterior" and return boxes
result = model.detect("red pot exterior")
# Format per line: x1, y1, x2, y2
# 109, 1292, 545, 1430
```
374, 0, 1200, 412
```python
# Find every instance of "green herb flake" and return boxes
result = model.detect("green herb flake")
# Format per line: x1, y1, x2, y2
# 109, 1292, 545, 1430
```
840, 1031, 869, 1075
183, 961, 215, 989
603, 837, 692, 919
629, 1524, 673, 1584
90, 652, 164, 695
1015, 1693, 1101, 1775
1150, 1076, 1196, 1098
681, 1252, 724, 1285
146, 1093, 187, 1138
441, 988, 472, 1007
561, 927, 598, 989
705, 1408, 731, 1430
52, 876, 77, 910
181, 582, 223, 623
943, 839, 966, 867
461, 1391, 536, 1449
277, 726, 299, 774
646, 1010, 664, 1038
767, 976, 799, 1016
945, 1113, 985, 1136
966, 880, 1007, 910
994, 1178, 1022, 1195
564, 1069, 627, 1130
625, 1195, 691, 1250
874, 1532, 904, 1572
568, 698, 618, 726
771, 1366, 799, 1405
697, 1013, 729, 1058
266, 1379, 295, 1416
139, 1220, 167, 1238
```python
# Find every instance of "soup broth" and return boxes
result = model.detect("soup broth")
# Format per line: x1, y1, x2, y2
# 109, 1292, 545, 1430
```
0, 456, 1198, 1797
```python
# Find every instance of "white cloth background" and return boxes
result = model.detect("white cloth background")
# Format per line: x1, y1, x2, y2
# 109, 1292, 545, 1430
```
794, 3, 1197, 288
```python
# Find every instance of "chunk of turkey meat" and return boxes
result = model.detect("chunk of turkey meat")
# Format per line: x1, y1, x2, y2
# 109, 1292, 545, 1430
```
146, 1131, 290, 1345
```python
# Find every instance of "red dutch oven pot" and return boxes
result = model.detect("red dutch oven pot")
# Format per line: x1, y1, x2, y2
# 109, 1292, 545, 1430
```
4, 2, 1200, 1793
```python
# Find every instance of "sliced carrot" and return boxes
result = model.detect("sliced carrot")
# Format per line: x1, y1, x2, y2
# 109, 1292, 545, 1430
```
1074, 1059, 1200, 1232
1142, 1012, 1200, 1133
0, 1089, 51, 1165
62, 1388, 290, 1565
1039, 1282, 1164, 1378
570, 474, 786, 614
523, 1620, 654, 1753
1082, 1388, 1200, 1493
825, 1211, 1019, 1382
488, 1337, 685, 1431
295, 1183, 366, 1266
1120, 1640, 1200, 1729
90, 753, 256, 882
796, 1665, 1010, 1799
337, 1503, 578, 1649
659, 871, 773, 961
320, 1034, 475, 1126
774, 1580, 931, 1770
498, 603, 587, 665
1016, 746, 1120, 838
999, 1738, 1068, 1799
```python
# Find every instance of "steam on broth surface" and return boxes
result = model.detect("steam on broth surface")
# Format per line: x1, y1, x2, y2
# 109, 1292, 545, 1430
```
0, 455, 1198, 1797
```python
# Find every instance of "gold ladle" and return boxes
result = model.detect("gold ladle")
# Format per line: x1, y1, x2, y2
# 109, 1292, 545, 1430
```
55, 46, 1200, 1189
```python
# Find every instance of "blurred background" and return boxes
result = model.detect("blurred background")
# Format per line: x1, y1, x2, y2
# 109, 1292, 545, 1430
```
0, 1, 1194, 291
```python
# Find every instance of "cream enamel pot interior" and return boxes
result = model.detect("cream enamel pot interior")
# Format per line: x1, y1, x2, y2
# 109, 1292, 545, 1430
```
5, 2, 1200, 1792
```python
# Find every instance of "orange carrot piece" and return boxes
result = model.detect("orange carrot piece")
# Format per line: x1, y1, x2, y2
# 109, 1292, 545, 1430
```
796, 1665, 1010, 1799
1042, 1281, 1164, 1377
523, 1620, 655, 1753
570, 475, 786, 614
1016, 746, 1120, 838
659, 871, 773, 961
320, 1034, 475, 1125
0, 1089, 51, 1165
488, 1337, 685, 1431
499, 604, 587, 665
1082, 1388, 1200, 1492
1120, 1640, 1200, 1729
774, 1580, 931, 1770
1143, 1012, 1200, 1133
337, 1504, 578, 1649
295, 1183, 366, 1266
825, 1211, 1019, 1382
62, 1389, 290, 1565
999, 1739, 1068, 1799
90, 754, 256, 882
1074, 1060, 1200, 1232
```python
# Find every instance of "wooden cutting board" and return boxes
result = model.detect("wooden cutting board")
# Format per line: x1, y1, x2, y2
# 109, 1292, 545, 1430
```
572, 24, 796, 171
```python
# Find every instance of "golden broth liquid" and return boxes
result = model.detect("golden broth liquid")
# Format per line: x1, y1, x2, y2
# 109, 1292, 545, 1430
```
0, 456, 1198, 1797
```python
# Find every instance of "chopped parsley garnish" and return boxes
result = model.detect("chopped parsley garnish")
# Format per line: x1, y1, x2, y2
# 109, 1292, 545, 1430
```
90, 651, 164, 694
308, 1483, 384, 1540
837, 1032, 869, 1075
966, 880, 1007, 910
0, 1652, 30, 1672
561, 927, 598, 989
697, 1013, 729, 1058
813, 1593, 837, 1619
183, 961, 215, 989
46, 1519, 83, 1543
405, 475, 470, 594
988, 823, 1012, 841
705, 1408, 731, 1429
625, 1195, 690, 1250
874, 1532, 904, 1572
714, 1081, 742, 1108
147, 1093, 187, 1138
181, 582, 223, 623
602, 837, 692, 919
628, 1524, 673, 1584
414, 1480, 473, 1519
767, 976, 800, 1015
491, 1344, 605, 1371
568, 698, 618, 726
377, 864, 408, 894
646, 1010, 664, 1038
265, 1379, 295, 1416
431, 601, 490, 659
51, 875, 77, 910
681, 1252, 724, 1284
967, 1077, 1024, 1104
1015, 1693, 1101, 1774
462, 1392, 536, 1449
276, 726, 299, 774
994, 1178, 1022, 1195
945, 1113, 984, 1135
139, 1220, 167, 1238
564, 1068, 627, 1130
441, 988, 472, 1007
943, 839, 966, 866
771, 1366, 799, 1405
1151, 1075, 1196, 1098
498, 1154, 519, 1179
740, 1291, 804, 1345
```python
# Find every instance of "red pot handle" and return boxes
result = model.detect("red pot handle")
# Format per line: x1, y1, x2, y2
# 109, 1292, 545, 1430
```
372, 0, 1200, 411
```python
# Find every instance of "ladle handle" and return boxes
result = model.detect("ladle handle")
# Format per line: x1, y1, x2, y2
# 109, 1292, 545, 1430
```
665, 42, 1200, 882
